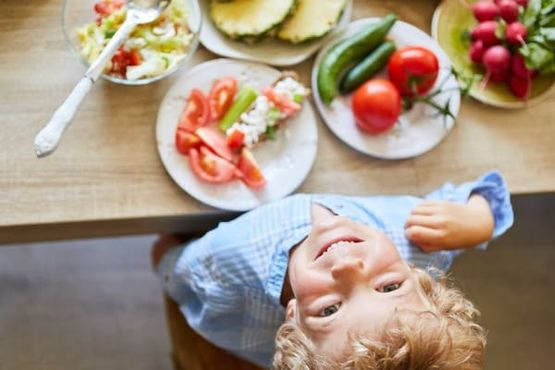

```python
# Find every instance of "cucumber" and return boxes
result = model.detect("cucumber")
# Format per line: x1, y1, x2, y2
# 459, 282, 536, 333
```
339, 41, 396, 94
218, 85, 258, 131
317, 14, 397, 105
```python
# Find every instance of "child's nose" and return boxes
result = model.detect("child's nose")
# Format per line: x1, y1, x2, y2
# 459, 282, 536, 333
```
330, 257, 367, 282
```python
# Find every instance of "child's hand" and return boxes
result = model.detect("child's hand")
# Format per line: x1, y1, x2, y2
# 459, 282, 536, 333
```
151, 234, 185, 271
404, 195, 495, 252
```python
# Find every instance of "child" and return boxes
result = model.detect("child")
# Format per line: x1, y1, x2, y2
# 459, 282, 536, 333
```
152, 172, 513, 369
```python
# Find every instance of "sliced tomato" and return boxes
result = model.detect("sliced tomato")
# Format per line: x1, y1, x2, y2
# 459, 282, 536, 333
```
188, 146, 239, 183
226, 129, 245, 150
110, 47, 129, 76
208, 77, 238, 121
195, 126, 234, 162
128, 50, 142, 66
94, 0, 124, 16
263, 87, 301, 116
178, 89, 210, 133
237, 148, 266, 189
175, 129, 201, 155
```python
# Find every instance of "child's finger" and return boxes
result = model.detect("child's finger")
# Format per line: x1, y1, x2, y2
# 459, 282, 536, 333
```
405, 225, 444, 245
405, 214, 441, 229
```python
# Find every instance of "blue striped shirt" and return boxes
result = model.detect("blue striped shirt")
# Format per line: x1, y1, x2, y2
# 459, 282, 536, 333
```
158, 171, 513, 368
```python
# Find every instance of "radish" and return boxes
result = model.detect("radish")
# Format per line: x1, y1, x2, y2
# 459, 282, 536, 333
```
515, 0, 528, 6
469, 40, 486, 63
505, 22, 527, 45
472, 1, 500, 22
498, 0, 519, 23
481, 45, 511, 87
471, 21, 501, 46
509, 75, 531, 100
511, 53, 535, 78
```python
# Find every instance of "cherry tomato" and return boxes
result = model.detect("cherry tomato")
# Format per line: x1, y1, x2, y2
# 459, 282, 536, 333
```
175, 129, 201, 155
226, 129, 245, 150
352, 79, 402, 135
263, 87, 301, 116
237, 148, 266, 189
387, 46, 439, 96
188, 146, 240, 184
178, 89, 210, 133
195, 126, 234, 162
208, 77, 238, 121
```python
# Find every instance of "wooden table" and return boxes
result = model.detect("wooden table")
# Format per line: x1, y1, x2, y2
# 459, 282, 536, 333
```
1, 0, 554, 244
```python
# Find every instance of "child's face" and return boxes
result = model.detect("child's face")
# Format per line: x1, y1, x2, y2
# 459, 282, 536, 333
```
286, 204, 426, 360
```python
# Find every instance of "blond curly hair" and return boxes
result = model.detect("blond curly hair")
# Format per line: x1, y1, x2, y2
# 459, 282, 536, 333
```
273, 268, 486, 370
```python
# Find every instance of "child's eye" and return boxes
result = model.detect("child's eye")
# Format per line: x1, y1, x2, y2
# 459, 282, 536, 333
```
380, 283, 401, 293
320, 303, 341, 317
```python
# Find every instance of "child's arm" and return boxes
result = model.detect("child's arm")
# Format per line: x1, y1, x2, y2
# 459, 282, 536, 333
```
404, 194, 495, 252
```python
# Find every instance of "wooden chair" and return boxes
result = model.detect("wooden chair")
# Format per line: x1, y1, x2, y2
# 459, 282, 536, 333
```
164, 295, 263, 370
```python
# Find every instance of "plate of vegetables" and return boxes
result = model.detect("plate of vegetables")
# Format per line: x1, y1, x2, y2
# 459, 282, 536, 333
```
432, 0, 555, 108
312, 15, 461, 159
156, 58, 318, 211
198, 0, 352, 66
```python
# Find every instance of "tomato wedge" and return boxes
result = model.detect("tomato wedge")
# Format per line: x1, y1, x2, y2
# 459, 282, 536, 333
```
263, 87, 301, 116
175, 129, 201, 155
195, 126, 234, 162
208, 77, 238, 121
178, 89, 210, 133
226, 129, 245, 150
188, 146, 240, 184
237, 148, 266, 189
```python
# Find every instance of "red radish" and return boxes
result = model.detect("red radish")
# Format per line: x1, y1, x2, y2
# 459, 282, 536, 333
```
481, 45, 511, 87
498, 0, 520, 23
509, 75, 531, 100
471, 21, 501, 46
511, 53, 535, 78
472, 1, 500, 22
491, 69, 510, 83
505, 22, 527, 45
469, 40, 486, 63
516, 0, 528, 6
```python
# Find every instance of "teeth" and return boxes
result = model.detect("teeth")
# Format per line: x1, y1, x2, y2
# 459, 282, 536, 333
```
323, 240, 356, 255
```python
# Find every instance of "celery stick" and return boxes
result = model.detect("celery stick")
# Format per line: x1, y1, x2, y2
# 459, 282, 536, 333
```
218, 85, 258, 131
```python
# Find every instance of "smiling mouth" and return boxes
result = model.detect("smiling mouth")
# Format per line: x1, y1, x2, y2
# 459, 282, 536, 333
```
315, 237, 363, 260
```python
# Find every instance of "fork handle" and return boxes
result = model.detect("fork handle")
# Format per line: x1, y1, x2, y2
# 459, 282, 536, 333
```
34, 77, 94, 157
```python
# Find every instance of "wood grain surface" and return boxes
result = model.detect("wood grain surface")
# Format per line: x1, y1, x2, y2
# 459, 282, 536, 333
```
1, 0, 554, 243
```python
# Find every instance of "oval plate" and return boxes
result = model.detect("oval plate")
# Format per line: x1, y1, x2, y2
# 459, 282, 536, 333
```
157, 59, 318, 211
432, 0, 555, 109
312, 18, 460, 160
199, 0, 352, 66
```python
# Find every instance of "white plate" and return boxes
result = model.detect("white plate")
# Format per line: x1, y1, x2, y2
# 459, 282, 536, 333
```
198, 0, 353, 66
311, 18, 461, 159
156, 59, 318, 211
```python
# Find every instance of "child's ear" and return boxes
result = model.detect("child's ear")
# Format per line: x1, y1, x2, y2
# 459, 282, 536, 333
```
285, 299, 297, 321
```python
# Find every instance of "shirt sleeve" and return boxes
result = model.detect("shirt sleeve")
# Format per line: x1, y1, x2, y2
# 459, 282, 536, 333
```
424, 171, 514, 243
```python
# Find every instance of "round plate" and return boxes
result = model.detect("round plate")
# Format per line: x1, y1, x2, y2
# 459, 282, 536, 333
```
156, 59, 318, 211
311, 18, 460, 160
198, 0, 352, 66
432, 0, 555, 109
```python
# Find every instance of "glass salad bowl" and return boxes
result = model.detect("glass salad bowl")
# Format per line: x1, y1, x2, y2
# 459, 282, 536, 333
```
62, 0, 201, 85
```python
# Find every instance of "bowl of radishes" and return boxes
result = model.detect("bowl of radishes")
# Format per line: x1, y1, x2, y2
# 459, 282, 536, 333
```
432, 0, 555, 108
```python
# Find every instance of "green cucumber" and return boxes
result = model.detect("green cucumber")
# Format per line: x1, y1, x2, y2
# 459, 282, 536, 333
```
339, 41, 396, 94
317, 14, 397, 105
218, 85, 258, 131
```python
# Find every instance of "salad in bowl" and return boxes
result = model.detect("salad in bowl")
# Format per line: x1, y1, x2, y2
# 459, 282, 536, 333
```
63, 0, 201, 84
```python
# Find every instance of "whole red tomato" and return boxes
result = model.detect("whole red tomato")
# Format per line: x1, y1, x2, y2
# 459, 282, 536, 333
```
352, 79, 402, 135
387, 46, 439, 96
